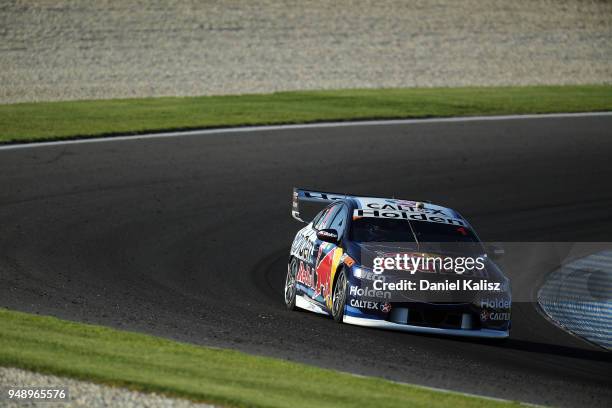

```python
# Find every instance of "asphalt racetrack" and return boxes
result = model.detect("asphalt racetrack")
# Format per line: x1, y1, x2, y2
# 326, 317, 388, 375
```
1, 115, 611, 407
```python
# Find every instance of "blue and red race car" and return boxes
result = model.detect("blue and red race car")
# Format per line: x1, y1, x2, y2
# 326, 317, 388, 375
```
284, 188, 511, 338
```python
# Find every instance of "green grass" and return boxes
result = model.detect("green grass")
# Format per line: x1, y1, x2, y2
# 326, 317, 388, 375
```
0, 308, 523, 407
1, 85, 611, 143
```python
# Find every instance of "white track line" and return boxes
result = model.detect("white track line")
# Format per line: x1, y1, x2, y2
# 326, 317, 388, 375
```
1, 111, 611, 151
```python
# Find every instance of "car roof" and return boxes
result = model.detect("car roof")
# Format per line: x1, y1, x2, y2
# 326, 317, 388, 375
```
291, 188, 469, 228
342, 196, 471, 229
347, 196, 461, 217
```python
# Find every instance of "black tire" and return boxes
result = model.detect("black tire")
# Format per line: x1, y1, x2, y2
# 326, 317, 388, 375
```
284, 257, 298, 310
332, 267, 348, 322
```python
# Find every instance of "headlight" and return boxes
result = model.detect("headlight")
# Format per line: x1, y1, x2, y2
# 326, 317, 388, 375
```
352, 266, 369, 279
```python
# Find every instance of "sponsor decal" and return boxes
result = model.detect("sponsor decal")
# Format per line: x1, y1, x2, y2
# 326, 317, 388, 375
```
296, 247, 339, 303
318, 230, 337, 239
292, 190, 299, 209
350, 299, 380, 310
349, 299, 393, 313
480, 298, 511, 309
303, 191, 345, 201
367, 202, 444, 214
479, 296, 511, 322
313, 245, 332, 299
296, 261, 315, 288
290, 231, 316, 262
480, 309, 511, 322
354, 208, 465, 226
386, 199, 417, 207
353, 267, 387, 282
349, 285, 391, 299
291, 189, 304, 221
326, 247, 343, 308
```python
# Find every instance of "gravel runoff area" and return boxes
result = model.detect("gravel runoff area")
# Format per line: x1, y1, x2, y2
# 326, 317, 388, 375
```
0, 367, 214, 408
1, 0, 611, 104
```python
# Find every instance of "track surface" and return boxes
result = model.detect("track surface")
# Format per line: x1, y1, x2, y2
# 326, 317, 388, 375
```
1, 116, 611, 407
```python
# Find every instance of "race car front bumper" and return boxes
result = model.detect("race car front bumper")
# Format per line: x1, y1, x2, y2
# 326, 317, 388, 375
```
343, 315, 509, 338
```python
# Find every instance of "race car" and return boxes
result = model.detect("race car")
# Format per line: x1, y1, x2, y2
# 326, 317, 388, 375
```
284, 188, 511, 338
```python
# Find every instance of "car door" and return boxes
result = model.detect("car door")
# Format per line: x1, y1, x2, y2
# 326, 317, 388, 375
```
311, 203, 348, 310
293, 204, 340, 300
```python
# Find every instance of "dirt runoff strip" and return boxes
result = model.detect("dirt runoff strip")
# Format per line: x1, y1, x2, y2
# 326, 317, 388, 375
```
0, 367, 214, 408
1, 0, 611, 104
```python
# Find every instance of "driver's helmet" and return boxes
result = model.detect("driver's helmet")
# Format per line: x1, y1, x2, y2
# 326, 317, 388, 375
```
367, 223, 387, 241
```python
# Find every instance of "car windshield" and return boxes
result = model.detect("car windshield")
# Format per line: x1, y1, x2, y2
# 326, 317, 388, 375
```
350, 218, 416, 242
411, 221, 484, 255
350, 218, 480, 245
410, 221, 479, 243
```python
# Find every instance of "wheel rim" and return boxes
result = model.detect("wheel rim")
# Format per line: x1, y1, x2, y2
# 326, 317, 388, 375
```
333, 271, 346, 316
285, 260, 297, 305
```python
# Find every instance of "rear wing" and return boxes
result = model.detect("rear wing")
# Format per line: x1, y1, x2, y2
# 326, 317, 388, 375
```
292, 188, 349, 222
291, 188, 442, 223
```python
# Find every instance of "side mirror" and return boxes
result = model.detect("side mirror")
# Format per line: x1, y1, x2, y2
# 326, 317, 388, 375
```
317, 229, 339, 244
486, 243, 505, 260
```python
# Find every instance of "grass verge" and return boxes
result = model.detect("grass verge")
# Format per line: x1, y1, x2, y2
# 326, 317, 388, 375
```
0, 308, 523, 407
1, 85, 611, 143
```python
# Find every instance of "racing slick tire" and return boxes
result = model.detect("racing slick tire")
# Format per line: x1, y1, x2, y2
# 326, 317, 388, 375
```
284, 257, 298, 310
332, 267, 348, 322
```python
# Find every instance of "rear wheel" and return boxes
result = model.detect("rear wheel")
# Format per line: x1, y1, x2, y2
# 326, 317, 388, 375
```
332, 268, 348, 322
284, 258, 298, 310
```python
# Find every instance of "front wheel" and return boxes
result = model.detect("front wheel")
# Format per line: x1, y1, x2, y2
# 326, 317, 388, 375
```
332, 268, 348, 322
284, 258, 298, 310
